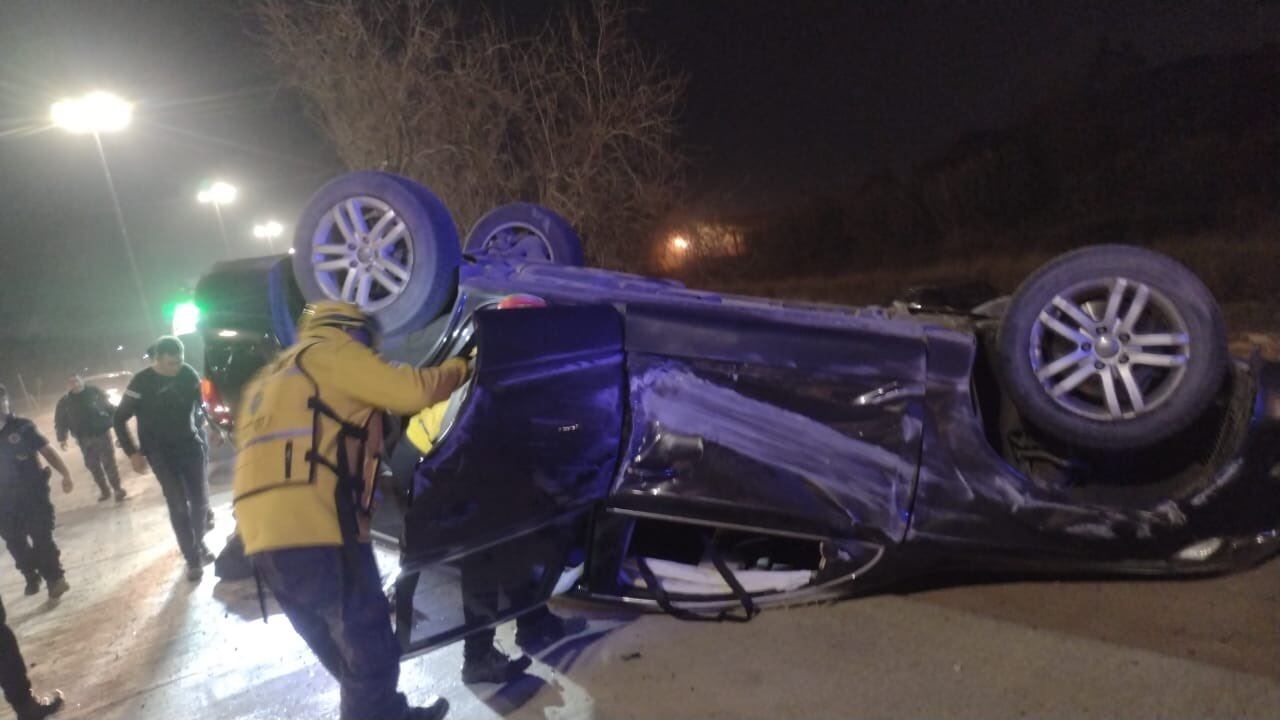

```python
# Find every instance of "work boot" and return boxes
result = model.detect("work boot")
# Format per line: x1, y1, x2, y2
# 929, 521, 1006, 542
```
186, 563, 204, 582
461, 646, 532, 684
23, 576, 41, 596
514, 612, 588, 653
197, 544, 216, 566
114, 488, 127, 503
46, 577, 70, 601
403, 696, 449, 720
14, 690, 64, 720
96, 489, 111, 502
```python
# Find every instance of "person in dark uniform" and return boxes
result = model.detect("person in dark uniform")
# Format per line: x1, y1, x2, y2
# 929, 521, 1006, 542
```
0, 384, 74, 599
54, 375, 126, 503
113, 336, 213, 581
0, 594, 64, 719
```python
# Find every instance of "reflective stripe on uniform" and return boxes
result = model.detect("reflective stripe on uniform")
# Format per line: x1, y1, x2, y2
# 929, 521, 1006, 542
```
240, 427, 312, 449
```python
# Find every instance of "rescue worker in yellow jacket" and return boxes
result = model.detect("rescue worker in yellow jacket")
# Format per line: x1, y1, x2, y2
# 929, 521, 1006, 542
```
394, 294, 587, 685
232, 301, 466, 720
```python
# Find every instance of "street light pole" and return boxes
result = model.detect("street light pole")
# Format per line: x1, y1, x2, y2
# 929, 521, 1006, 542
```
212, 203, 230, 256
91, 131, 154, 338
51, 91, 157, 338
197, 181, 238, 259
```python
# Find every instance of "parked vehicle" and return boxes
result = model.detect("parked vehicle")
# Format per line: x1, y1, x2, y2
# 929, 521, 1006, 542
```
195, 171, 1280, 656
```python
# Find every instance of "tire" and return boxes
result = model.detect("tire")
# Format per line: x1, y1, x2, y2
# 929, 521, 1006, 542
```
997, 245, 1227, 451
292, 171, 461, 337
464, 202, 585, 265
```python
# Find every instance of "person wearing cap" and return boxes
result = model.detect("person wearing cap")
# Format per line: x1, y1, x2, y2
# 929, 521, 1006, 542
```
55, 374, 126, 503
0, 383, 74, 600
394, 294, 587, 684
233, 301, 467, 720
113, 336, 213, 581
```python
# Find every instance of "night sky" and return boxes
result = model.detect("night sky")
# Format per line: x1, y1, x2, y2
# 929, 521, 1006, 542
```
1, 0, 1277, 379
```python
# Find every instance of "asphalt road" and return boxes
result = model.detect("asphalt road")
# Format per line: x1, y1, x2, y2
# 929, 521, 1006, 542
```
0, 436, 1275, 719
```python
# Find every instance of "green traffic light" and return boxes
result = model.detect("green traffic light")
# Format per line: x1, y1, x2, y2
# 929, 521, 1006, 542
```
172, 301, 201, 336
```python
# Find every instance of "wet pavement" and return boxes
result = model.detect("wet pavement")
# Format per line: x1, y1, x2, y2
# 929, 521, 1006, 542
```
1, 424, 1276, 719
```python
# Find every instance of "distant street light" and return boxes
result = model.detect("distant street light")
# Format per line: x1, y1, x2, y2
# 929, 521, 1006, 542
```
252, 220, 285, 253
197, 180, 238, 257
671, 235, 690, 251
197, 181, 237, 206
50, 91, 155, 337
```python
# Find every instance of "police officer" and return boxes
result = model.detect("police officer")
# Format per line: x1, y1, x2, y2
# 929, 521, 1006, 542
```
0, 594, 64, 718
113, 337, 212, 581
0, 383, 74, 599
234, 301, 467, 720
54, 375, 126, 502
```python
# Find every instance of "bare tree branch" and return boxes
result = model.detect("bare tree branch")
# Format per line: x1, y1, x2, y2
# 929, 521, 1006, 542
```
252, 0, 685, 268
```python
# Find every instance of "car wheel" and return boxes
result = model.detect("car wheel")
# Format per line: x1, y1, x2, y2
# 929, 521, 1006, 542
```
997, 244, 1227, 451
464, 202, 585, 265
292, 171, 461, 337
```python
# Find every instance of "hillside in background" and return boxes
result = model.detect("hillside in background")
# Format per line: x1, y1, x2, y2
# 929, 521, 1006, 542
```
678, 45, 1279, 329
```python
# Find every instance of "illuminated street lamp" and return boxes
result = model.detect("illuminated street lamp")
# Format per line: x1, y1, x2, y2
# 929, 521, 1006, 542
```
50, 91, 132, 134
671, 235, 690, 251
197, 180, 238, 257
252, 220, 285, 254
50, 91, 155, 337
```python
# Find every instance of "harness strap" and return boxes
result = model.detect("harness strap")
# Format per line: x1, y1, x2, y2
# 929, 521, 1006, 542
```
252, 560, 270, 624
293, 341, 380, 541
307, 396, 368, 440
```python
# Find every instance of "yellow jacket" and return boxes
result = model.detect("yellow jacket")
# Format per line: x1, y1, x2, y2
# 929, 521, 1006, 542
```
232, 325, 468, 554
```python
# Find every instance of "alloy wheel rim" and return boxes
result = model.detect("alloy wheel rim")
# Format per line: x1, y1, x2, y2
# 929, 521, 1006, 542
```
309, 196, 414, 312
1029, 276, 1191, 421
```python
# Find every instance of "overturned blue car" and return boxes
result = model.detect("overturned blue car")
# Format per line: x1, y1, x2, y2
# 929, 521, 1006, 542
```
196, 171, 1280, 656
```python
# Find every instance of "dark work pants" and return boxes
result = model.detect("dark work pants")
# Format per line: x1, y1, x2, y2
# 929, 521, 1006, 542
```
460, 542, 556, 659
147, 444, 208, 566
0, 594, 34, 711
0, 485, 64, 584
255, 544, 408, 720
79, 433, 122, 495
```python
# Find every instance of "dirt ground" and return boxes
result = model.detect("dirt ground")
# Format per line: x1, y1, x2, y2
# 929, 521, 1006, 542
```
0, 399, 1276, 720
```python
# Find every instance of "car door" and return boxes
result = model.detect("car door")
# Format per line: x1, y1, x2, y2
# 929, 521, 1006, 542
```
394, 303, 625, 657
610, 304, 927, 545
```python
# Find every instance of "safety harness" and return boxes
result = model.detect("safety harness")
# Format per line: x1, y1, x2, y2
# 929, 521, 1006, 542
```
251, 342, 383, 622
